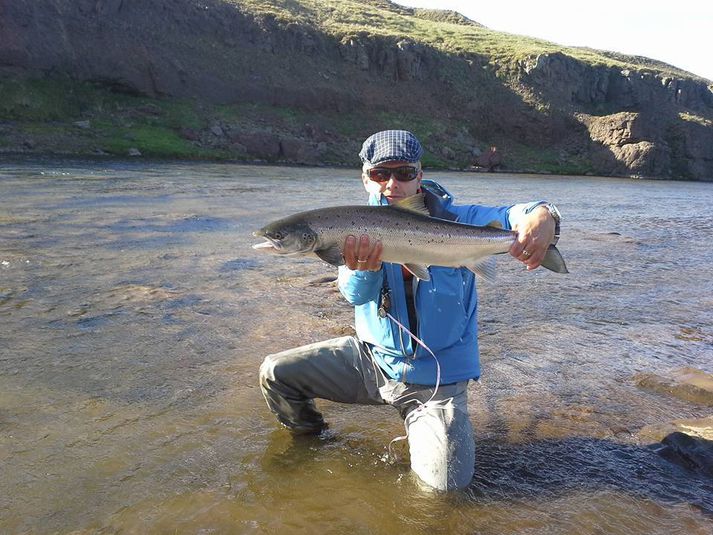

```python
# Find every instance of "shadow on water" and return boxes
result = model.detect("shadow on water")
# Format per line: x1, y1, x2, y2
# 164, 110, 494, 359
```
468, 436, 713, 516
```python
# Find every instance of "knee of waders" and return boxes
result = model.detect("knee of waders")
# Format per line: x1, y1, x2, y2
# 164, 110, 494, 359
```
258, 354, 280, 388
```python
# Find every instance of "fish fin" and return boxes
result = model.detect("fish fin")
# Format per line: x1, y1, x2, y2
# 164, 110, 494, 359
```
486, 220, 503, 229
540, 245, 569, 273
465, 257, 497, 282
393, 193, 430, 216
314, 245, 344, 266
403, 263, 430, 281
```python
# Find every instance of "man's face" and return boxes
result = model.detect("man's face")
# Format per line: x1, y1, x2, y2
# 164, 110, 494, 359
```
361, 160, 422, 204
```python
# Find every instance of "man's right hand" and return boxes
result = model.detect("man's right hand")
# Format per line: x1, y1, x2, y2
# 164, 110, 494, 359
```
343, 234, 383, 271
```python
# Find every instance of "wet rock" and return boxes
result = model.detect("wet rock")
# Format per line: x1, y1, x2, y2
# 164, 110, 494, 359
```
635, 367, 713, 406
651, 431, 713, 478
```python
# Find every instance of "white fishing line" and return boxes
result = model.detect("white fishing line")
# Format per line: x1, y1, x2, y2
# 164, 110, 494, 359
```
384, 311, 442, 462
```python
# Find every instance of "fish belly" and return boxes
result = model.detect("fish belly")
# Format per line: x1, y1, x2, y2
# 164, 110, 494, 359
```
380, 238, 512, 268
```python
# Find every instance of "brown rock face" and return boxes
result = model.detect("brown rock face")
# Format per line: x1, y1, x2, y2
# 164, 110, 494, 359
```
577, 112, 673, 176
520, 53, 713, 178
520, 52, 713, 113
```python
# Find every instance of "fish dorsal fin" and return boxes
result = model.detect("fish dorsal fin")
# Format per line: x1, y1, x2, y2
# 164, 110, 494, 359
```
403, 263, 430, 281
393, 193, 430, 216
465, 257, 497, 282
486, 220, 503, 229
314, 245, 344, 266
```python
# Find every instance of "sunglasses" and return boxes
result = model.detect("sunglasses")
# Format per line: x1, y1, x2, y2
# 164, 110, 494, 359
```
367, 166, 419, 183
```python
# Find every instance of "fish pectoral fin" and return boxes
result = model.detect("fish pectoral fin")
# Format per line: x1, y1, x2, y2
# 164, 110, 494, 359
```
540, 245, 569, 273
465, 257, 497, 282
393, 193, 430, 216
314, 245, 344, 266
403, 263, 430, 281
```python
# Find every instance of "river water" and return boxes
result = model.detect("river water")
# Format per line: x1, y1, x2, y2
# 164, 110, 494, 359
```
1, 158, 711, 534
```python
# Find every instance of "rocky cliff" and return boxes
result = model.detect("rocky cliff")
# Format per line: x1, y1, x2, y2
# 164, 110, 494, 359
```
1, 0, 712, 179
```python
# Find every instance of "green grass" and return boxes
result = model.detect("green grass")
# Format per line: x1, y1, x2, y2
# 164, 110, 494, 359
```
0, 78, 226, 158
93, 122, 198, 158
231, 0, 699, 80
0, 78, 88, 121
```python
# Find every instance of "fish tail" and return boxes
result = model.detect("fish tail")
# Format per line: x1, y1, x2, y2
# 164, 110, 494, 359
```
541, 245, 569, 273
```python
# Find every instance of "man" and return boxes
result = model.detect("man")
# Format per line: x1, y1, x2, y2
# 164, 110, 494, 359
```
259, 130, 560, 491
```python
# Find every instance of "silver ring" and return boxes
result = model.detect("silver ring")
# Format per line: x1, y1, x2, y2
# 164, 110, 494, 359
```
357, 259, 367, 263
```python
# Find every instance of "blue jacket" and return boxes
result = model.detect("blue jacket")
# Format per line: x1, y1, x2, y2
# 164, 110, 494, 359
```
337, 180, 547, 385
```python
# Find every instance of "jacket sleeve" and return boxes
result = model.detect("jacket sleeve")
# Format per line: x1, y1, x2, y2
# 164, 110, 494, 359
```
506, 201, 549, 229
450, 201, 548, 230
337, 266, 384, 305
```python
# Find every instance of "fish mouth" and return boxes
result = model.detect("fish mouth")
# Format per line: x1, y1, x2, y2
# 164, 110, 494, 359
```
252, 230, 280, 252
252, 239, 277, 251
252, 232, 298, 255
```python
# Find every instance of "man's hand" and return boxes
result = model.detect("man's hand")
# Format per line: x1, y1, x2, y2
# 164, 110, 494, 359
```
343, 234, 383, 271
510, 206, 556, 270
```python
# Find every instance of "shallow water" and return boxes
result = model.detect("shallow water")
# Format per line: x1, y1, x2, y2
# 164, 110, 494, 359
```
1, 158, 711, 533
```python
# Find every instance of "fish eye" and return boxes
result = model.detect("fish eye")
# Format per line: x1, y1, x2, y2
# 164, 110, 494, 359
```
271, 231, 283, 240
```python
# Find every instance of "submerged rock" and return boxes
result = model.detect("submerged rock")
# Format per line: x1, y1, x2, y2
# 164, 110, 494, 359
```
651, 431, 713, 478
634, 367, 713, 406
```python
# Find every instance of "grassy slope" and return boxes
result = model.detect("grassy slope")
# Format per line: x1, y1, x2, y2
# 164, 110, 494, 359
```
0, 0, 706, 169
233, 0, 700, 79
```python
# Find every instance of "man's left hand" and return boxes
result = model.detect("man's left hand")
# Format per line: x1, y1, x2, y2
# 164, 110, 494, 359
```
510, 206, 556, 270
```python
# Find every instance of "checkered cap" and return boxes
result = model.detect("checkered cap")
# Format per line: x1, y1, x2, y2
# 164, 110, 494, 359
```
359, 130, 424, 166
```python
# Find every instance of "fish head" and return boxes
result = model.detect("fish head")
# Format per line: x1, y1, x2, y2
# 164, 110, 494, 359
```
252, 216, 318, 256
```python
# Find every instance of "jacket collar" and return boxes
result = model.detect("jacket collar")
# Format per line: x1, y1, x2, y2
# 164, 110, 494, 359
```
368, 180, 456, 221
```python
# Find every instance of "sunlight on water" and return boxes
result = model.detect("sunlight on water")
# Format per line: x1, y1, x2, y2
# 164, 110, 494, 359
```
0, 158, 711, 533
